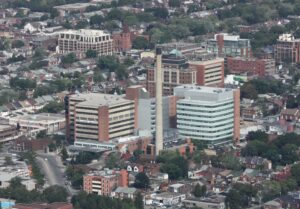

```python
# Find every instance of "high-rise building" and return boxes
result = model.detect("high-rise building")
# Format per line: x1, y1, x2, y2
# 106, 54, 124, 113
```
65, 93, 135, 142
174, 85, 240, 145
207, 33, 252, 58
274, 34, 300, 64
83, 169, 128, 196
137, 96, 178, 134
147, 51, 197, 97
58, 29, 113, 57
125, 85, 178, 135
189, 58, 225, 87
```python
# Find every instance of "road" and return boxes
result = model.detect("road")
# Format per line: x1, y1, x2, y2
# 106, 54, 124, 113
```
36, 152, 77, 196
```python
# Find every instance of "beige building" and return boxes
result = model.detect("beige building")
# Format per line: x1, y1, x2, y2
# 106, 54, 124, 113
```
58, 29, 114, 57
66, 93, 135, 142
189, 58, 225, 87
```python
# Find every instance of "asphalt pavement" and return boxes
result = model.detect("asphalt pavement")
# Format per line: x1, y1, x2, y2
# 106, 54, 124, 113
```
36, 152, 77, 196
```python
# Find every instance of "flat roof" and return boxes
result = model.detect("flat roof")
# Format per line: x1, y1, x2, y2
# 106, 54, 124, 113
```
70, 93, 132, 108
0, 124, 14, 130
10, 113, 64, 122
59, 29, 110, 37
189, 58, 224, 65
175, 85, 234, 94
54, 3, 96, 9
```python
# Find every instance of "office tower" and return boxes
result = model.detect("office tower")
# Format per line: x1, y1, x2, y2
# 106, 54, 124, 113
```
65, 93, 135, 142
175, 85, 240, 145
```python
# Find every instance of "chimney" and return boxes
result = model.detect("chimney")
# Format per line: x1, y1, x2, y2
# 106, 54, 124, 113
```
155, 47, 163, 156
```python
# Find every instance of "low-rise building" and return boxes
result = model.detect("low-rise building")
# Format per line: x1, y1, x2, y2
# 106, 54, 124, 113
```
112, 187, 137, 199
182, 195, 226, 209
226, 57, 276, 76
280, 108, 300, 123
83, 169, 128, 196
13, 202, 73, 209
9, 113, 65, 136
0, 124, 17, 142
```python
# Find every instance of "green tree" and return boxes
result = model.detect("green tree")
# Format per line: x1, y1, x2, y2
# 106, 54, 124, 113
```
43, 185, 68, 203
61, 53, 76, 67
280, 144, 299, 165
168, 0, 180, 7
123, 57, 134, 66
86, 49, 98, 58
11, 40, 25, 48
221, 153, 242, 171
61, 147, 69, 161
90, 15, 104, 27
158, 151, 188, 180
291, 164, 300, 185
4, 156, 13, 166
226, 183, 258, 209
246, 130, 268, 142
40, 101, 64, 113
134, 172, 150, 189
193, 183, 206, 197
132, 37, 149, 49
134, 192, 144, 209
75, 20, 89, 29
261, 181, 281, 202
241, 82, 258, 99
36, 130, 47, 139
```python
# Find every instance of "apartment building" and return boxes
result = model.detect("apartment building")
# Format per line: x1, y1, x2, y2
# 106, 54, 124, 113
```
207, 33, 252, 58
65, 93, 135, 142
174, 85, 240, 145
58, 29, 113, 57
147, 52, 197, 97
189, 58, 224, 87
83, 169, 128, 196
226, 57, 276, 76
274, 34, 300, 64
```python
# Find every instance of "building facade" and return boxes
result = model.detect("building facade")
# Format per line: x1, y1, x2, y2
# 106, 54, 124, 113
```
207, 33, 252, 58
147, 52, 197, 97
189, 58, 225, 87
137, 96, 178, 134
83, 169, 128, 196
274, 34, 300, 64
0, 124, 17, 142
65, 93, 135, 142
174, 85, 240, 145
58, 29, 113, 57
226, 57, 275, 76
112, 27, 132, 52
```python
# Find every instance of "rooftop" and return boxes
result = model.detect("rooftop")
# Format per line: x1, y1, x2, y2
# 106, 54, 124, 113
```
114, 187, 137, 194
70, 93, 132, 108
10, 113, 64, 122
59, 29, 110, 37
174, 85, 235, 103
